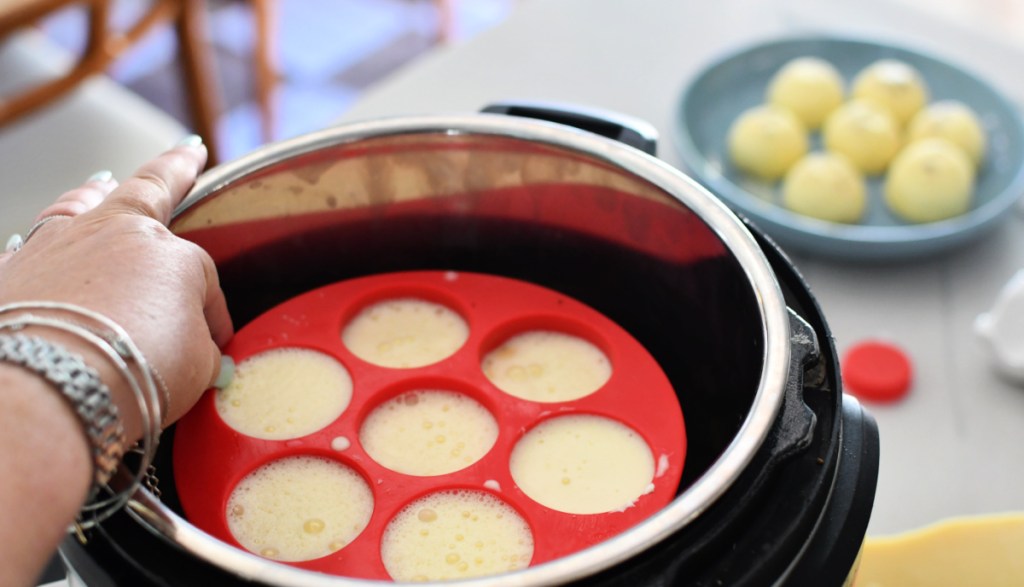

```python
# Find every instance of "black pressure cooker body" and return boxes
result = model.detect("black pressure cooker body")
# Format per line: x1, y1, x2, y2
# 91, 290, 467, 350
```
60, 105, 878, 587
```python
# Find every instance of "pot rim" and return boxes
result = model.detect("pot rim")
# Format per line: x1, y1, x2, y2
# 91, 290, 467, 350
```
151, 114, 792, 585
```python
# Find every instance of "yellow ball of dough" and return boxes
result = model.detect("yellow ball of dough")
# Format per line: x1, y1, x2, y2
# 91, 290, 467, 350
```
823, 100, 901, 175
852, 59, 929, 127
766, 57, 845, 130
782, 153, 867, 223
907, 100, 986, 166
884, 138, 975, 223
727, 105, 809, 181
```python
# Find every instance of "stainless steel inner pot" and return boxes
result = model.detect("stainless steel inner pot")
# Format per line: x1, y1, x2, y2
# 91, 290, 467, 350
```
67, 113, 854, 586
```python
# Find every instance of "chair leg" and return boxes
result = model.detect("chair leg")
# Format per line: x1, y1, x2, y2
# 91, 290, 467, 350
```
435, 0, 454, 43
251, 0, 276, 144
175, 0, 222, 166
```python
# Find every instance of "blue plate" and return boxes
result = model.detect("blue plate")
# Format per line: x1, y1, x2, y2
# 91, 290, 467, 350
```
675, 36, 1024, 261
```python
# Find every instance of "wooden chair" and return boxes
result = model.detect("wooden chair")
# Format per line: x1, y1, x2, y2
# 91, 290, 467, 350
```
0, 0, 227, 164
0, 28, 189, 240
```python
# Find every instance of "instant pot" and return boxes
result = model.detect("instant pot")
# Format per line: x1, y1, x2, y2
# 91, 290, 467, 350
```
60, 104, 879, 586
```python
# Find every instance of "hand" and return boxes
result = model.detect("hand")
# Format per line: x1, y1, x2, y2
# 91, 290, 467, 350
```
0, 139, 233, 432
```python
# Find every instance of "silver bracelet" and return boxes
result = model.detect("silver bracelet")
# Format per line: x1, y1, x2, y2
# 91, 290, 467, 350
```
0, 301, 168, 415
0, 302, 165, 426
0, 315, 160, 494
0, 303, 163, 530
0, 334, 124, 490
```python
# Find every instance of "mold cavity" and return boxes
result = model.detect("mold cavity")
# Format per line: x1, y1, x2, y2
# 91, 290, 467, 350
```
381, 489, 533, 582
215, 348, 351, 440
510, 415, 654, 514
360, 390, 498, 476
342, 298, 469, 368
482, 330, 611, 402
226, 456, 373, 562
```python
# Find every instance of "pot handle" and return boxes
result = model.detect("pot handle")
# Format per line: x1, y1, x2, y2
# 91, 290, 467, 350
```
481, 101, 659, 156
763, 308, 820, 464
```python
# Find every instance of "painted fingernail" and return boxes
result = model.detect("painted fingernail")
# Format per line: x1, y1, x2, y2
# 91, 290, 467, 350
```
87, 170, 113, 183
177, 134, 204, 148
214, 356, 235, 389
5, 234, 23, 253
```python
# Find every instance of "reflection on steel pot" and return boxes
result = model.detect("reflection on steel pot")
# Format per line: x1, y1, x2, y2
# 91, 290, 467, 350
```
60, 104, 879, 587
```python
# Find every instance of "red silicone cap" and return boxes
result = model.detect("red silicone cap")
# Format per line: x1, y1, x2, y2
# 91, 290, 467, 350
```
842, 340, 913, 403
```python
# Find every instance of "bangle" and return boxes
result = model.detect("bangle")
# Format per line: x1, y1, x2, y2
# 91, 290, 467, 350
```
0, 333, 124, 490
0, 303, 163, 531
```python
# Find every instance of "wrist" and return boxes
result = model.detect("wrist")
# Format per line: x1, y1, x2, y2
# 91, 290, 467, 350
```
0, 359, 94, 582
0, 361, 93, 492
13, 325, 142, 442
0, 303, 166, 444
0, 332, 125, 492
0, 302, 164, 529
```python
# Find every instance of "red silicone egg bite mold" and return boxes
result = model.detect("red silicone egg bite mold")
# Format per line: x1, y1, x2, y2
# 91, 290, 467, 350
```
173, 271, 686, 580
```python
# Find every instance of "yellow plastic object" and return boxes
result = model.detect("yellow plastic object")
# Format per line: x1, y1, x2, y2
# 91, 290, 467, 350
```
855, 513, 1024, 586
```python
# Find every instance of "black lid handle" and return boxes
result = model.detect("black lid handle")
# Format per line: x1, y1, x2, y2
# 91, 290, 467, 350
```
481, 101, 659, 156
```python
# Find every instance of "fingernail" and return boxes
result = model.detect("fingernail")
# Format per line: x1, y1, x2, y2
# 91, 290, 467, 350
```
177, 134, 204, 148
5, 234, 23, 254
87, 170, 113, 183
214, 356, 235, 389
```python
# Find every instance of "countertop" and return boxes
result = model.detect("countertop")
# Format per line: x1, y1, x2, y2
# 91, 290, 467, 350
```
334, 0, 1024, 537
